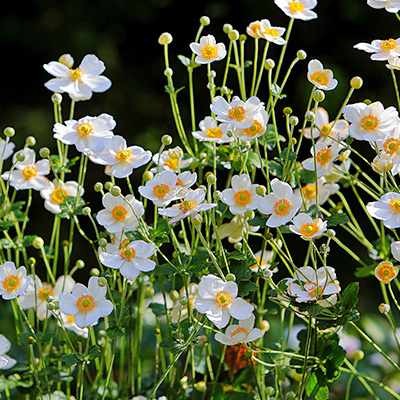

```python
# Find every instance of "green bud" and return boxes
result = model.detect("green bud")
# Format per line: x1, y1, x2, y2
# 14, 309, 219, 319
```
223, 24, 233, 34
3, 127, 15, 137
265, 387, 275, 396
58, 54, 74, 68
51, 93, 63, 104
264, 58, 275, 70
228, 29, 239, 41
28, 257, 36, 267
143, 170, 154, 182
39, 147, 50, 158
245, 210, 255, 220
305, 111, 315, 122
110, 185, 121, 197
283, 107, 292, 116
15, 151, 25, 162
82, 206, 91, 216
239, 34, 247, 42
170, 290, 180, 302
32, 237, 44, 249
25, 136, 36, 147
289, 116, 299, 126
200, 16, 210, 26
327, 229, 336, 238
234, 242, 242, 250
164, 68, 173, 77
206, 173, 216, 185
256, 185, 266, 196
194, 381, 207, 392
90, 268, 100, 277
94, 182, 103, 192
191, 213, 203, 226
226, 273, 236, 282
364, 99, 372, 105
75, 260, 85, 269
168, 146, 183, 159
97, 277, 107, 287
313, 89, 325, 102
297, 50, 307, 60
353, 350, 364, 361
264, 232, 273, 240
350, 76, 363, 90
104, 181, 113, 191
27, 336, 36, 345
158, 32, 173, 45
213, 190, 223, 201
98, 238, 108, 247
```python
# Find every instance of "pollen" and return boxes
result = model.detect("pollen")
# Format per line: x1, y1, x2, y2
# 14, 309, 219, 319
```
273, 199, 292, 216
76, 295, 95, 312
76, 122, 93, 136
316, 148, 332, 165
22, 166, 38, 180
390, 198, 400, 212
381, 39, 397, 51
311, 71, 329, 86
263, 28, 279, 37
302, 184, 316, 199
179, 200, 197, 213
111, 205, 128, 221
201, 45, 218, 60
300, 222, 319, 238
360, 114, 379, 131
115, 149, 133, 162
153, 184, 170, 199
383, 138, 400, 155
231, 326, 247, 338
375, 262, 398, 283
176, 178, 183, 186
250, 23, 261, 35
320, 123, 332, 136
120, 246, 137, 261
216, 290, 233, 307
206, 127, 223, 138
68, 68, 84, 81
51, 188, 68, 204
289, 1, 305, 12
38, 285, 54, 301
3, 275, 19, 291
244, 120, 263, 137
228, 106, 246, 122
234, 189, 252, 205
164, 158, 178, 171
250, 256, 266, 270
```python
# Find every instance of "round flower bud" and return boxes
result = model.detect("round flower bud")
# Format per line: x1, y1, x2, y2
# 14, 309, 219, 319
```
372, 154, 393, 174
264, 232, 274, 241
261, 320, 270, 333
168, 146, 183, 159
170, 290, 180, 302
28, 257, 36, 267
234, 242, 242, 250
283, 107, 292, 116
62, 240, 69, 248
228, 29, 239, 41
256, 185, 266, 196
25, 136, 36, 147
206, 173, 217, 185
305, 111, 315, 122
3, 127, 15, 137
110, 185, 121, 197
353, 350, 364, 361
198, 185, 207, 192
82, 206, 91, 216
327, 229, 336, 238
46, 295, 54, 303
292, 137, 297, 145
209, 70, 217, 79
98, 238, 108, 247
75, 260, 85, 269
264, 59, 275, 70
338, 149, 351, 161
194, 381, 207, 393
213, 190, 223, 201
145, 286, 155, 298
32, 237, 44, 249
226, 273, 236, 282
378, 303, 390, 314
46, 302, 55, 311
142, 171, 153, 183
58, 54, 74, 68
164, 68, 173, 77
94, 182, 103, 192
15, 152, 25, 162
265, 387, 276, 396
104, 181, 113, 191
27, 336, 36, 345
158, 32, 173, 45
161, 134, 172, 146
97, 277, 107, 287
364, 99, 372, 105
223, 23, 233, 34
289, 116, 299, 126
191, 213, 203, 226
297, 50, 307, 60
39, 147, 50, 158
200, 16, 210, 26
51, 93, 63, 104
154, 327, 161, 335
350, 76, 363, 90
245, 210, 255, 220
263, 269, 273, 280
179, 295, 188, 306
220, 86, 230, 95
239, 34, 247, 42
90, 268, 100, 277
313, 90, 325, 103
199, 152, 207, 159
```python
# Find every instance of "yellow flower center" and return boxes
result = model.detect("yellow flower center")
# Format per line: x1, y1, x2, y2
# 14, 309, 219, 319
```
164, 158, 178, 171
228, 106, 246, 122
120, 246, 137, 261
111, 205, 128, 221
302, 184, 316, 199
76, 122, 93, 136
383, 138, 400, 155
244, 120, 263, 137
234, 189, 252, 205
300, 222, 319, 238
22, 166, 38, 180
3, 275, 19, 291
360, 114, 379, 131
76, 295, 95, 312
320, 123, 332, 135
153, 184, 170, 199
273, 199, 292, 216
216, 290, 233, 307
307, 283, 323, 298
231, 326, 247, 338
250, 23, 261, 35
38, 286, 54, 301
316, 148, 332, 165
289, 1, 304, 12
176, 178, 183, 186
250, 256, 266, 270
68, 68, 84, 81
206, 128, 223, 138
390, 198, 400, 212
381, 39, 397, 51
179, 200, 197, 213
375, 262, 398, 283
51, 188, 68, 204
115, 149, 133, 162
201, 45, 218, 60
311, 71, 329, 86
263, 28, 279, 37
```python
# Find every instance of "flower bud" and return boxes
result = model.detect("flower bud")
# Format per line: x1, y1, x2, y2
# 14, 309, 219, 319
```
264, 232, 274, 241
75, 260, 85, 269
168, 146, 183, 159
25, 136, 36, 147
145, 286, 155, 298
104, 181, 113, 191
90, 268, 100, 277
228, 29, 239, 41
170, 290, 180, 302
46, 302, 55, 311
191, 213, 203, 226
265, 387, 275, 396
164, 68, 173, 77
200, 16, 210, 26
263, 269, 273, 279
39, 147, 50, 158
32, 237, 44, 249
110, 185, 121, 197
206, 173, 216, 185
327, 229, 336, 238
154, 327, 161, 335
179, 295, 188, 306
313, 90, 325, 103
261, 320, 270, 333
58, 54, 74, 68
158, 32, 173, 45
239, 34, 247, 42
143, 170, 154, 182
15, 151, 25, 162
223, 24, 233, 34
338, 149, 351, 161
353, 350, 364, 361
256, 185, 266, 196
364, 99, 372, 105
289, 116, 299, 126
213, 190, 223, 201
245, 210, 255, 220
297, 50, 307, 60
194, 381, 207, 392
51, 93, 63, 104
28, 257, 36, 267
264, 58, 275, 70
234, 242, 242, 250
97, 277, 107, 287
209, 70, 216, 79
283, 107, 292, 116
82, 206, 91, 216
372, 154, 393, 173
350, 76, 363, 90
94, 182, 103, 192
98, 238, 108, 247
379, 303, 390, 314
226, 273, 236, 282
220, 86, 230, 95
3, 127, 15, 137
46, 295, 54, 303
27, 336, 36, 345
305, 111, 315, 122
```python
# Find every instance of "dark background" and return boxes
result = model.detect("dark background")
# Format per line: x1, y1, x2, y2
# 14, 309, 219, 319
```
1, 0, 399, 307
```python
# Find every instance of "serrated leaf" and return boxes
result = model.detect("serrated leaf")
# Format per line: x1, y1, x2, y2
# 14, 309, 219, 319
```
340, 282, 359, 310
149, 302, 166, 317
61, 353, 79, 367
326, 212, 349, 227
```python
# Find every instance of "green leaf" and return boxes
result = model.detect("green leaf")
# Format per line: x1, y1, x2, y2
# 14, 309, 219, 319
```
106, 327, 125, 339
326, 212, 349, 227
149, 302, 166, 317
340, 282, 359, 310
88, 345, 102, 361
61, 353, 79, 366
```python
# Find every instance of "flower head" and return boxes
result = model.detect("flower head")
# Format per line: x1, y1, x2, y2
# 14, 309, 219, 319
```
375, 261, 399, 283
366, 192, 400, 229
170, 283, 199, 323
307, 60, 338, 90
58, 277, 113, 328
289, 213, 327, 240
247, 19, 286, 45
0, 335, 16, 369
367, 0, 400, 13
0, 262, 30, 300
151, 151, 193, 174
274, 0, 318, 21
232, 109, 269, 141
190, 35, 227, 64
0, 139, 15, 162
195, 274, 254, 329
249, 250, 276, 273
192, 116, 233, 144
354, 38, 400, 61
44, 54, 112, 101
216, 215, 260, 244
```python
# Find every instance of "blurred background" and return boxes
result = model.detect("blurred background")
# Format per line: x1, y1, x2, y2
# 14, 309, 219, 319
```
0, 0, 399, 306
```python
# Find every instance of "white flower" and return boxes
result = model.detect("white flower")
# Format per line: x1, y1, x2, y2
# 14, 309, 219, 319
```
289, 213, 327, 240
0, 139, 15, 161
367, 0, 400, 13
354, 38, 400, 61
210, 96, 265, 129
232, 109, 269, 141
170, 283, 199, 323
99, 240, 156, 281
19, 275, 75, 320
138, 170, 183, 207
174, 171, 198, 198
95, 135, 152, 179
2, 148, 50, 191
391, 241, 400, 261
192, 116, 233, 144
221, 174, 262, 215
216, 215, 260, 243
274, 0, 318, 21
53, 114, 115, 156
342, 101, 400, 142
59, 312, 89, 338
249, 250, 276, 273
151, 151, 193, 174
257, 178, 302, 228
376, 126, 400, 174
307, 59, 338, 91
44, 54, 112, 101
190, 35, 227, 64
96, 192, 144, 233
40, 180, 84, 214
131, 397, 167, 400
215, 314, 263, 346
194, 274, 254, 329
0, 335, 16, 369
386, 57, 400, 70
286, 266, 340, 305
58, 277, 113, 328
246, 19, 286, 45
0, 262, 30, 300
158, 189, 216, 225
366, 192, 400, 229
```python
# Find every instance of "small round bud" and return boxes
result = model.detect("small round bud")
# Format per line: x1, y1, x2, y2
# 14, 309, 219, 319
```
170, 290, 180, 302
179, 295, 188, 306
292, 137, 297, 145
213, 190, 223, 201
27, 336, 36, 345
198, 185, 207, 192
90, 268, 100, 277
234, 242, 242, 250
82, 206, 91, 216
227, 131, 233, 137
51, 93, 62, 104
15, 151, 25, 162
264, 58, 275, 70
206, 173, 217, 185
350, 76, 363, 90
161, 134, 172, 145
239, 34, 247, 42
191, 213, 203, 226
379, 303, 390, 314
245, 210, 255, 220
220, 86, 230, 95
260, 320, 270, 332
28, 257, 36, 267
245, 349, 252, 358
94, 182, 103, 192
154, 327, 161, 335
353, 350, 364, 361
25, 136, 36, 147
305, 111, 315, 122
46, 302, 55, 311
297, 50, 307, 60
98, 238, 108, 247
158, 32, 173, 45
289, 116, 299, 126
46, 295, 54, 303
200, 16, 210, 26
372, 154, 393, 173
226, 273, 236, 282
256, 185, 266, 196
339, 149, 351, 161
142, 170, 154, 182
39, 147, 50, 158
32, 237, 44, 249
264, 232, 273, 241
168, 146, 183, 159
3, 127, 15, 137
164, 68, 173, 77
209, 70, 216, 79
62, 240, 69, 248
265, 387, 276, 396
75, 260, 85, 269
364, 99, 372, 105
199, 152, 207, 159
262, 269, 274, 280
283, 107, 292, 116
327, 229, 336, 238
104, 181, 113, 191
58, 54, 74, 68
97, 277, 107, 287
223, 23, 233, 34
110, 185, 121, 197
228, 29, 239, 41
194, 381, 207, 393
145, 286, 155, 298
313, 89, 325, 103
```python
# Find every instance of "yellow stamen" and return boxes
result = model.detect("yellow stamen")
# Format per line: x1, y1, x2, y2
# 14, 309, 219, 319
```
244, 120, 263, 137
302, 184, 316, 199
3, 275, 19, 291
119, 247, 137, 261
311, 71, 329, 86
216, 290, 233, 307
68, 68, 84, 81
38, 286, 54, 301
263, 28, 279, 37
76, 122, 93, 136
111, 205, 128, 221
76, 295, 95, 312
273, 199, 292, 216
234, 189, 252, 205
390, 198, 400, 212
164, 158, 178, 171
201, 45, 218, 60
381, 39, 397, 51
231, 326, 247, 338
206, 128, 223, 138
153, 184, 170, 199
228, 106, 246, 121
289, 1, 304, 12
300, 222, 319, 237
316, 148, 332, 165
360, 114, 379, 131
115, 149, 133, 162
179, 200, 197, 213
383, 138, 400, 155
22, 166, 38, 180
51, 188, 68, 204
